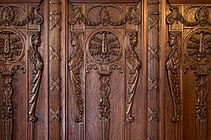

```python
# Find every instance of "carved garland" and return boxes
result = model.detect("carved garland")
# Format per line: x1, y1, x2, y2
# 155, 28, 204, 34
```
68, 5, 141, 26
68, 32, 84, 123
28, 32, 44, 122
125, 32, 141, 122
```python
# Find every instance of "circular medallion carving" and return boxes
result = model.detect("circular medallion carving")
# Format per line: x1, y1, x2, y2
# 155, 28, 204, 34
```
185, 29, 211, 62
0, 30, 24, 64
88, 31, 121, 64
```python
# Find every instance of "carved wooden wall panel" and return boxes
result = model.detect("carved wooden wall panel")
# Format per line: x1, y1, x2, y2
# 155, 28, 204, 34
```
0, 1, 44, 140
166, 3, 211, 140
67, 1, 143, 140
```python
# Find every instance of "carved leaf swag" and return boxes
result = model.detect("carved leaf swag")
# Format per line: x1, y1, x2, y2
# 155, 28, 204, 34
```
68, 32, 84, 123
28, 32, 44, 123
68, 6, 141, 26
166, 32, 182, 123
0, 5, 43, 26
1, 72, 13, 140
167, 6, 211, 27
125, 32, 141, 122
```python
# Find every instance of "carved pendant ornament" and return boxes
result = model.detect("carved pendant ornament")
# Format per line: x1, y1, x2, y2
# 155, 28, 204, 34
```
166, 31, 182, 123
125, 32, 141, 122
68, 32, 84, 123
28, 32, 44, 122
68, 5, 141, 26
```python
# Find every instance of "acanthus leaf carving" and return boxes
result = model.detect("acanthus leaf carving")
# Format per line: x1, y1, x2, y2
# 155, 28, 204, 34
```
28, 32, 43, 123
68, 5, 141, 26
125, 31, 141, 122
68, 32, 84, 123
166, 31, 182, 123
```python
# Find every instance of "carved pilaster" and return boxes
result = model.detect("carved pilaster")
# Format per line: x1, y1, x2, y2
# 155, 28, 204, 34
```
49, 0, 62, 139
147, 0, 160, 139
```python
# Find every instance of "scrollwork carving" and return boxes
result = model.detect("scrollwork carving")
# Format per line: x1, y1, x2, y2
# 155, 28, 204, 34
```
0, 6, 43, 26
68, 32, 84, 123
68, 5, 141, 26
167, 6, 211, 27
166, 31, 182, 123
28, 32, 43, 122
125, 32, 141, 122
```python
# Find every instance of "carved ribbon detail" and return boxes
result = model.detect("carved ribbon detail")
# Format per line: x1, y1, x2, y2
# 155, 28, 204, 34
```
1, 72, 13, 140
125, 32, 141, 122
166, 32, 182, 123
68, 32, 84, 123
0, 6, 43, 26
167, 6, 211, 27
28, 32, 43, 122
68, 6, 141, 26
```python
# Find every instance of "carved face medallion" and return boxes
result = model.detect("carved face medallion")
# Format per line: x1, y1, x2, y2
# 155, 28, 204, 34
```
0, 30, 24, 64
88, 31, 121, 64
185, 30, 211, 62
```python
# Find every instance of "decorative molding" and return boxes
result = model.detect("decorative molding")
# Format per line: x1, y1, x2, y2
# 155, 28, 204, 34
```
1, 72, 13, 140
68, 32, 84, 123
166, 31, 182, 123
0, 6, 43, 26
167, 6, 211, 27
125, 31, 141, 122
68, 5, 141, 26
28, 32, 43, 122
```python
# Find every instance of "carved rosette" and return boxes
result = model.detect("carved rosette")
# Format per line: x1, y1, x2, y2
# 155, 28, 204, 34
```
68, 5, 141, 26
125, 31, 141, 122
28, 32, 43, 122
166, 31, 182, 123
68, 32, 84, 123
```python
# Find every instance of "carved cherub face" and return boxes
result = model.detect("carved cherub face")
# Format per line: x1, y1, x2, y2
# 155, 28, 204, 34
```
71, 33, 79, 47
129, 32, 138, 47
32, 33, 41, 47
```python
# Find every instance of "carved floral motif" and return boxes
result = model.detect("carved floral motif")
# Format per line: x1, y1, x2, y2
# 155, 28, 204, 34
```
68, 5, 141, 26
167, 6, 211, 27
166, 31, 182, 123
68, 32, 84, 123
125, 32, 141, 122
0, 30, 24, 64
28, 32, 43, 122
88, 31, 121, 64
0, 6, 43, 26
